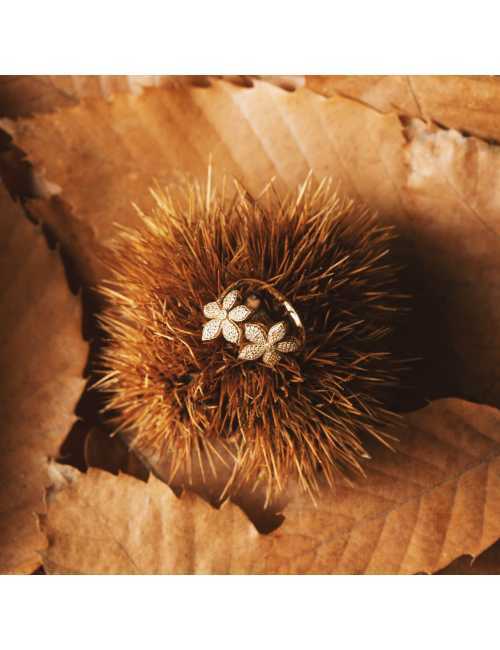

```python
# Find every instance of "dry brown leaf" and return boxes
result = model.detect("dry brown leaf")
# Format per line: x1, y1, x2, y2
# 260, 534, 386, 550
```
0, 182, 88, 574
1, 81, 406, 262
83, 427, 286, 534
0, 75, 303, 118
42, 398, 500, 574
4, 81, 500, 573
307, 75, 500, 142
3, 80, 500, 406
0, 76, 198, 117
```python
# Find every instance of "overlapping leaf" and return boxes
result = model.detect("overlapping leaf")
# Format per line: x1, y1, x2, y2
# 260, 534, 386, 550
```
0, 75, 302, 118
2, 78, 500, 574
2, 80, 500, 406
307, 75, 500, 142
43, 399, 500, 574
0, 182, 87, 573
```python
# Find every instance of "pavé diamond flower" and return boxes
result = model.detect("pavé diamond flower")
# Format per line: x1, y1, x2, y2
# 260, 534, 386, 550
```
202, 289, 252, 345
239, 321, 300, 367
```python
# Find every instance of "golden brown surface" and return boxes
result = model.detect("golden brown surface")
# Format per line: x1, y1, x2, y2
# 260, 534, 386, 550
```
0, 183, 87, 573
1, 76, 499, 574
44, 399, 500, 574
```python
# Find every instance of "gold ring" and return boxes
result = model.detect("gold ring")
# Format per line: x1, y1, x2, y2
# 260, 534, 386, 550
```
201, 279, 304, 367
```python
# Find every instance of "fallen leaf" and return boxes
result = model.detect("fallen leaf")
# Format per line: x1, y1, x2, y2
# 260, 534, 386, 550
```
26, 195, 110, 284
0, 76, 190, 117
307, 75, 500, 142
83, 427, 286, 534
3, 80, 500, 406
1, 81, 406, 270
0, 181, 88, 573
4, 80, 500, 574
0, 75, 303, 118
42, 399, 500, 574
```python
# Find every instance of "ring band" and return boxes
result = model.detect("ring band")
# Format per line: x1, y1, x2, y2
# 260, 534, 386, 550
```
201, 280, 304, 367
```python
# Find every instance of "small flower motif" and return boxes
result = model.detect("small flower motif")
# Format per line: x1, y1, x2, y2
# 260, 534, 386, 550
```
202, 289, 252, 345
239, 321, 300, 367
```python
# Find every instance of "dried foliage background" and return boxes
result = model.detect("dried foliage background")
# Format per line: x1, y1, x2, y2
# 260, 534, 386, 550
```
0, 75, 499, 574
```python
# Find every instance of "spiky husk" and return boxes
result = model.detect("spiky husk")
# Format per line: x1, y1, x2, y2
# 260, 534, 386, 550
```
97, 176, 405, 498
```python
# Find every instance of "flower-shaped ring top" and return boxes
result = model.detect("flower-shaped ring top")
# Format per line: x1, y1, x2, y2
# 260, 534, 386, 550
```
239, 321, 300, 367
202, 289, 252, 345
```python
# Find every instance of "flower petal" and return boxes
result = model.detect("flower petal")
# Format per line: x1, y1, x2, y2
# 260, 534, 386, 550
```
244, 323, 267, 344
202, 318, 222, 341
222, 319, 242, 344
229, 304, 252, 322
203, 301, 223, 319
263, 350, 281, 367
268, 320, 287, 345
239, 343, 266, 361
275, 337, 300, 353
222, 289, 240, 311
